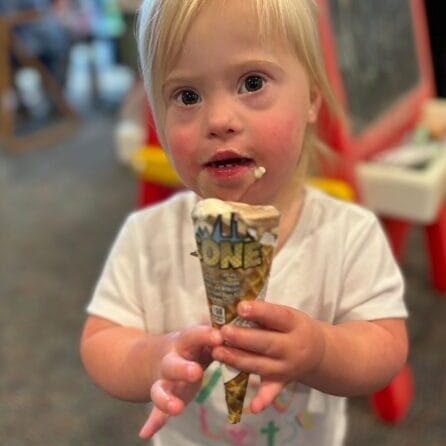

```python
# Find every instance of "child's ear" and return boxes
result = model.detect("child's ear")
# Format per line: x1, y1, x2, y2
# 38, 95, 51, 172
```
308, 89, 322, 124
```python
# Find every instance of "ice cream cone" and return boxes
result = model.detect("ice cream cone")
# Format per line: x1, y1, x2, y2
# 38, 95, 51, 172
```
192, 199, 280, 423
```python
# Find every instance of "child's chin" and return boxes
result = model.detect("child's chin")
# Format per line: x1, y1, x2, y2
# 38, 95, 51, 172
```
195, 171, 255, 202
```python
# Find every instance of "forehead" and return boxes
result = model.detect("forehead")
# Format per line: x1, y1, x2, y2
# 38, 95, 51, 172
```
165, 0, 291, 72
184, 3, 260, 52
167, 0, 290, 59
190, 0, 290, 44
192, 0, 259, 31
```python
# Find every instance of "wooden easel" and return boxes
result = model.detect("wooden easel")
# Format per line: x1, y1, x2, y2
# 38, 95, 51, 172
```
0, 10, 79, 151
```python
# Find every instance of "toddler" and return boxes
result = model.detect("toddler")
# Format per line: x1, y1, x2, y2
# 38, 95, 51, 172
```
80, 1, 408, 445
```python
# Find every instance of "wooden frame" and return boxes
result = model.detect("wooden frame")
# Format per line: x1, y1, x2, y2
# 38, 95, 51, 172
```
0, 10, 79, 151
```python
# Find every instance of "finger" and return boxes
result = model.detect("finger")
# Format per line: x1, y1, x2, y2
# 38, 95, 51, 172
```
220, 325, 283, 358
238, 301, 298, 332
249, 381, 284, 413
161, 352, 203, 383
177, 326, 222, 360
139, 407, 169, 439
212, 345, 283, 377
150, 380, 185, 415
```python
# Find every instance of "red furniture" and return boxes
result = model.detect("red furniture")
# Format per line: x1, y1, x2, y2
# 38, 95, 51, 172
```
370, 364, 414, 423
313, 0, 438, 423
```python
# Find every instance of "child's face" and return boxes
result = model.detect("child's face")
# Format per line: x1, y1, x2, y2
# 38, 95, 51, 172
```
162, 1, 319, 205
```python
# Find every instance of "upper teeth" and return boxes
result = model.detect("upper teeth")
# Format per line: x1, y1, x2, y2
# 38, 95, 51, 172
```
211, 161, 238, 168
208, 158, 252, 168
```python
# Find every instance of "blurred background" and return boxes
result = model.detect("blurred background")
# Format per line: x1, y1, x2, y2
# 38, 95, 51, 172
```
1, 0, 446, 445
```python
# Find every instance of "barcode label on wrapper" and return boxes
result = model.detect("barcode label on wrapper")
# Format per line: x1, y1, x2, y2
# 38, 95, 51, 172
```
211, 304, 226, 325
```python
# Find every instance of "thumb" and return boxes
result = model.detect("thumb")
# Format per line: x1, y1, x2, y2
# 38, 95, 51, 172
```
177, 326, 222, 360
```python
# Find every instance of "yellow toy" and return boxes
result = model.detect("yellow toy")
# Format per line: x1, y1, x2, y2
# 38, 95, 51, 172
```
130, 145, 182, 188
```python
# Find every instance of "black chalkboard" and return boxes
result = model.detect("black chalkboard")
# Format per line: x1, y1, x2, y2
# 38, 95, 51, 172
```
328, 0, 420, 134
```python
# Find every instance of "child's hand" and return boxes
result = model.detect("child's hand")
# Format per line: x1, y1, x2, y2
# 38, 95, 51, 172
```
139, 326, 222, 439
212, 300, 325, 413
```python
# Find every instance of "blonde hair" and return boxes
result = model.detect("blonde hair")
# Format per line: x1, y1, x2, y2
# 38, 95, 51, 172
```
137, 0, 338, 174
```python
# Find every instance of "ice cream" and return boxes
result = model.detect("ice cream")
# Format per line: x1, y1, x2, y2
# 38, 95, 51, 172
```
254, 165, 266, 179
192, 198, 280, 423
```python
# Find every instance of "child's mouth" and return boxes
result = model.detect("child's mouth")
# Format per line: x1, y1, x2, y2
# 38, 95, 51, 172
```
202, 152, 265, 187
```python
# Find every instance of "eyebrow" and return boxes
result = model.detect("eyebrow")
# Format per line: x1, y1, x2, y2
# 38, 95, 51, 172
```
163, 73, 202, 94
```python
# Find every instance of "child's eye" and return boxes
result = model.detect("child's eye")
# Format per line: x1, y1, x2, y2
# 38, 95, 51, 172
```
174, 89, 201, 106
239, 75, 265, 94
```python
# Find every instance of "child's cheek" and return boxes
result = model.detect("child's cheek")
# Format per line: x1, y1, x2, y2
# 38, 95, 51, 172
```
255, 115, 305, 157
167, 131, 195, 167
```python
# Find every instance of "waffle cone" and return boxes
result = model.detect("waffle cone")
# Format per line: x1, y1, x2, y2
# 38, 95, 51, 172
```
192, 199, 280, 423
225, 371, 249, 424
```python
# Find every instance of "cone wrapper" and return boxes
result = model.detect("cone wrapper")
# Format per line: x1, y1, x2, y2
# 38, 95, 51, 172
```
192, 199, 280, 423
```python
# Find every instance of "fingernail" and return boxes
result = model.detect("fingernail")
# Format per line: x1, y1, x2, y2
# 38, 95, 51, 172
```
211, 330, 222, 343
167, 400, 176, 413
187, 364, 197, 380
139, 426, 150, 439
239, 302, 251, 316
251, 401, 263, 413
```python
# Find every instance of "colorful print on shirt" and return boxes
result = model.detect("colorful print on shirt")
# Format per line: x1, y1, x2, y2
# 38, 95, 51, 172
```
195, 365, 317, 446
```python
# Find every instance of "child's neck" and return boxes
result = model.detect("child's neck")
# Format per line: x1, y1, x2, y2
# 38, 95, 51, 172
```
274, 184, 306, 254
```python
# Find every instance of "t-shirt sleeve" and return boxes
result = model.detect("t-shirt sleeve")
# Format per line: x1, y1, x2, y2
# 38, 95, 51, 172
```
334, 214, 408, 324
86, 215, 145, 330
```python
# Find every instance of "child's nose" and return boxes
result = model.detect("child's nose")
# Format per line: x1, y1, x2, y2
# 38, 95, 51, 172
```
205, 99, 242, 139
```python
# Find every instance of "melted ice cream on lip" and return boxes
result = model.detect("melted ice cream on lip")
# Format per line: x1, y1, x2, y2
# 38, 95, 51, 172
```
253, 166, 266, 179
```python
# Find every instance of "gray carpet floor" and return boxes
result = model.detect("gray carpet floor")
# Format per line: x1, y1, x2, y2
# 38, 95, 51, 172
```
1, 110, 446, 445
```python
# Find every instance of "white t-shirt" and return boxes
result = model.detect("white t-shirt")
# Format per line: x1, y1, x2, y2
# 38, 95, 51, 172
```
87, 187, 407, 446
